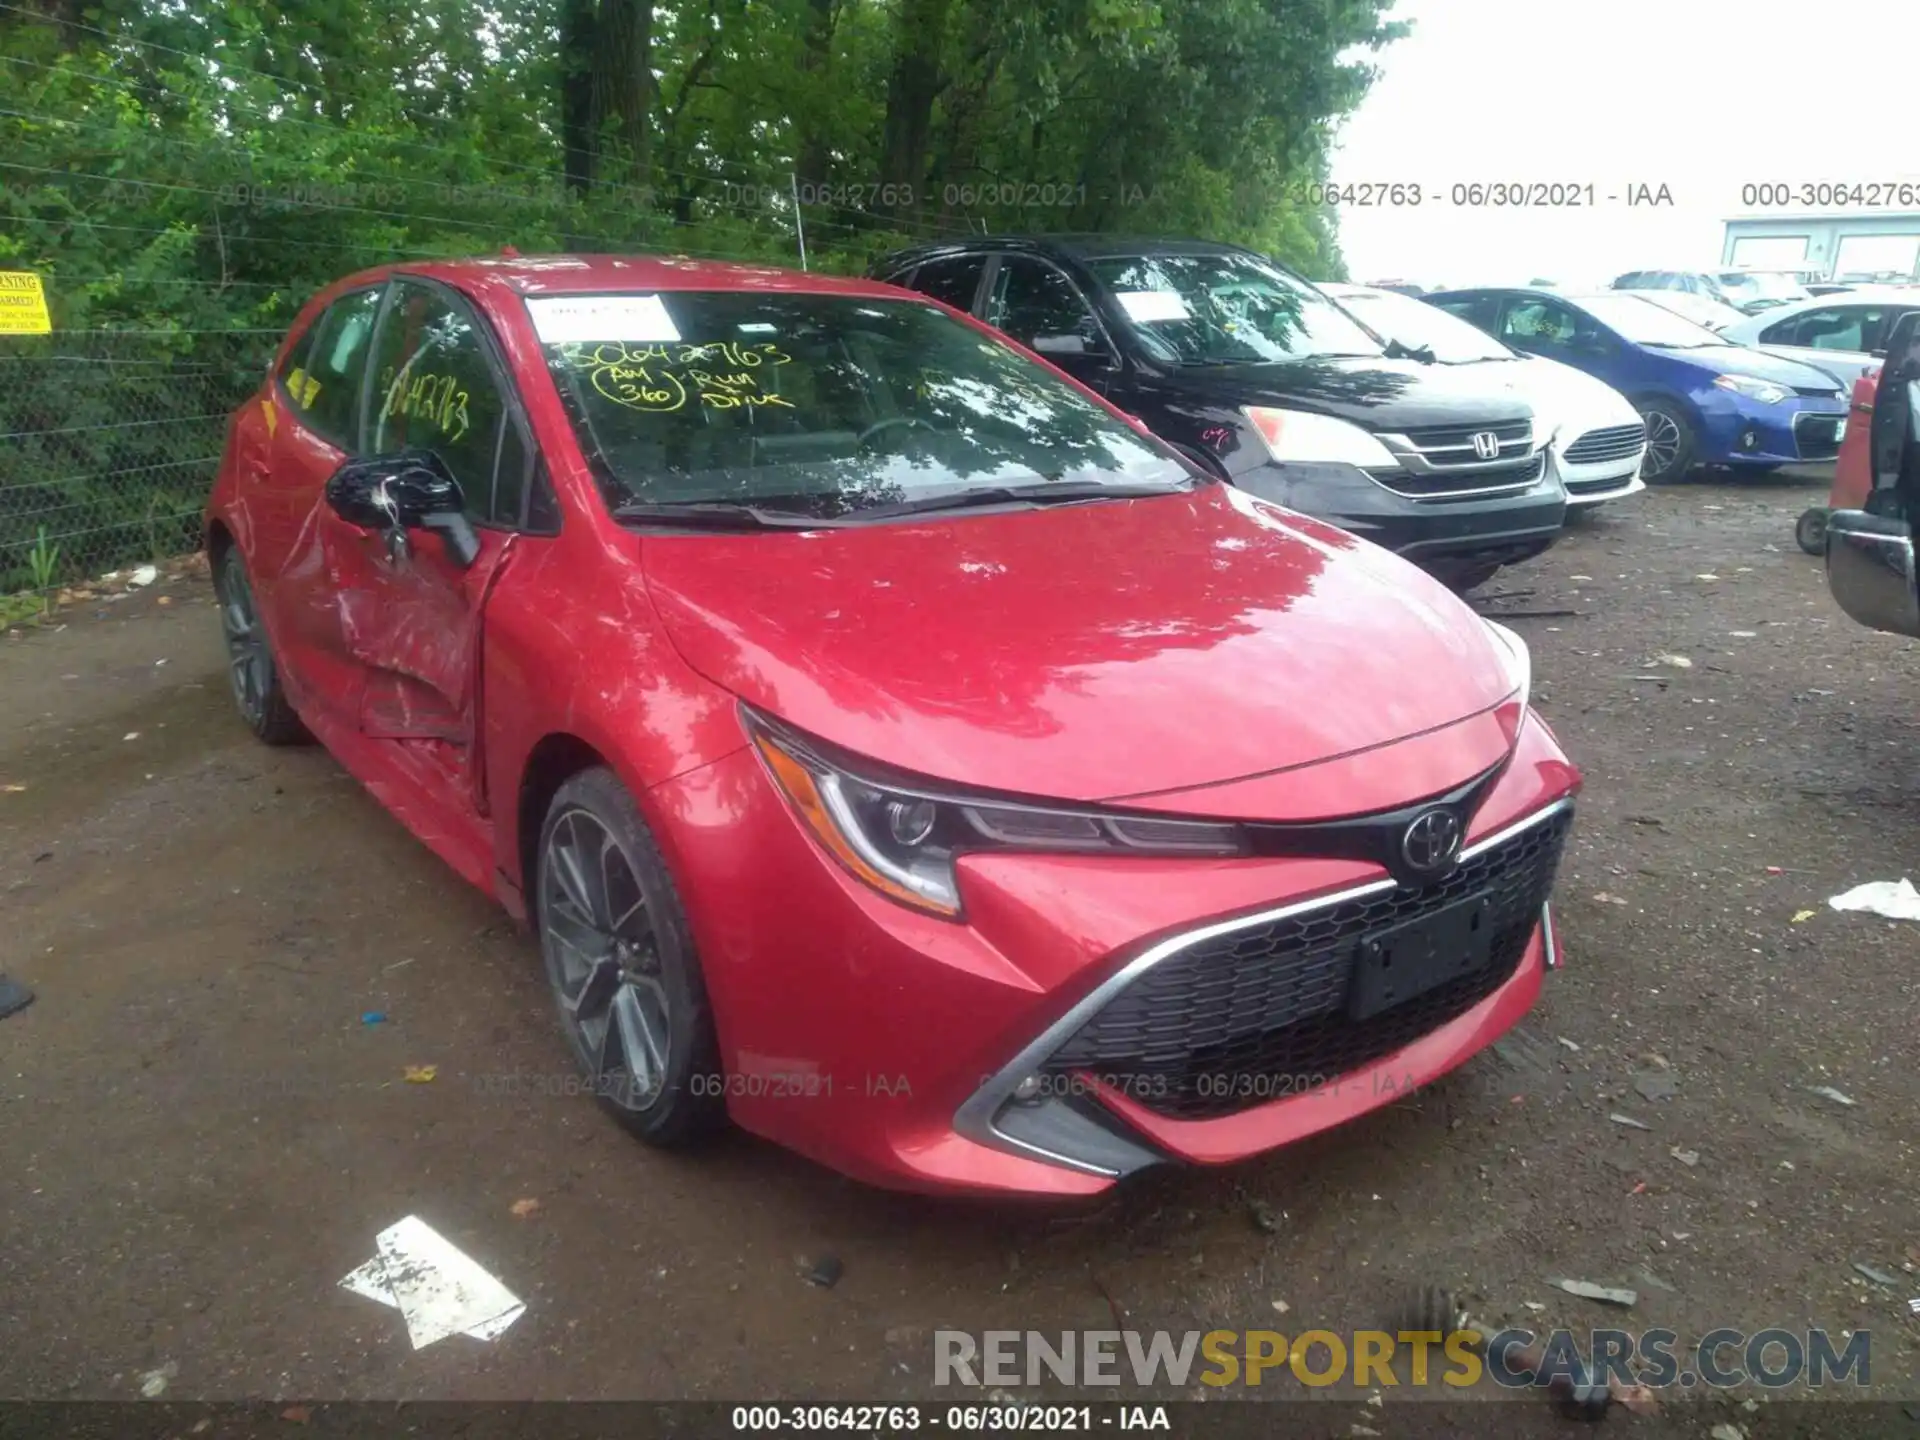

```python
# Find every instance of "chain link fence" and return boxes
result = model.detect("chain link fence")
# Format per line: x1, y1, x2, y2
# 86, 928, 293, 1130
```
0, 328, 276, 613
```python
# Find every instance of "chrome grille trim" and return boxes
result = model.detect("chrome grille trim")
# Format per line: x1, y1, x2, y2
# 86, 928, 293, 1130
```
952, 797, 1573, 1175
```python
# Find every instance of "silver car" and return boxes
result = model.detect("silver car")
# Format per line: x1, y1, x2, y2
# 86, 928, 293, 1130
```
1718, 287, 1920, 389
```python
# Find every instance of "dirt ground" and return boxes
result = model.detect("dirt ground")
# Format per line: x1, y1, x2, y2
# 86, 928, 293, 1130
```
1, 471, 1916, 1434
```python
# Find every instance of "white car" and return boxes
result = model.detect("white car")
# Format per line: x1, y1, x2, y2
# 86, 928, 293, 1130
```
1321, 283, 1647, 508
1717, 287, 1920, 389
1630, 290, 1749, 334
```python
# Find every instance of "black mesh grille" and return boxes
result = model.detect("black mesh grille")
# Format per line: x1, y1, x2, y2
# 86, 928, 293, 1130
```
1373, 449, 1544, 498
1793, 410, 1844, 460
1562, 424, 1645, 464
1044, 807, 1572, 1120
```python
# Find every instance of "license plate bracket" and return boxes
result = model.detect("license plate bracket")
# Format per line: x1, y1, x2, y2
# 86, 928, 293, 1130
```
1347, 890, 1496, 1022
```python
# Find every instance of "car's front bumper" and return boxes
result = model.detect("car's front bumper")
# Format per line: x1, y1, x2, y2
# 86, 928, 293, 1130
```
1826, 508, 1920, 638
1695, 391, 1848, 466
652, 711, 1580, 1195
1554, 425, 1647, 507
1232, 457, 1567, 578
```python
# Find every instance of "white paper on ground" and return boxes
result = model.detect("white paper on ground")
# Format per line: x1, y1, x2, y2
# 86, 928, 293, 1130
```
339, 1216, 525, 1348
527, 294, 680, 346
1827, 877, 1920, 921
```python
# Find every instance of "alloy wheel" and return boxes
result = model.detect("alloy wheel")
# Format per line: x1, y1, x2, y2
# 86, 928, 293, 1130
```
539, 807, 671, 1112
1640, 410, 1682, 478
219, 554, 272, 725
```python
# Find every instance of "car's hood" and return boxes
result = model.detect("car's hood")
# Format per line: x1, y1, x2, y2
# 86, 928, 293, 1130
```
1502, 356, 1640, 432
1664, 343, 1847, 393
1153, 354, 1533, 431
642, 484, 1518, 806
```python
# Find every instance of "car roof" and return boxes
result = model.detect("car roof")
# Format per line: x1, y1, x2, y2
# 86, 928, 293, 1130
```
877, 234, 1264, 268
1745, 285, 1920, 313
321, 253, 910, 304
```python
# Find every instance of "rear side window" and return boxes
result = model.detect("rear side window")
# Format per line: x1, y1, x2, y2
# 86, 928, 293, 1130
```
1432, 295, 1497, 331
909, 254, 989, 312
987, 258, 1098, 347
369, 281, 527, 526
282, 287, 383, 449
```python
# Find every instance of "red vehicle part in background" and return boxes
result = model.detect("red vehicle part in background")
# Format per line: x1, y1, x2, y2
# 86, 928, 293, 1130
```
1800, 369, 1879, 554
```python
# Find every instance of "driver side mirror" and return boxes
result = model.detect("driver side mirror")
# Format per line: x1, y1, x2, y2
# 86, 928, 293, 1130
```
325, 450, 481, 567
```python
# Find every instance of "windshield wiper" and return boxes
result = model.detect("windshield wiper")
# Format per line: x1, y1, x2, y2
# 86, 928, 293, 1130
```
610, 499, 848, 530
847, 479, 1189, 522
1383, 339, 1437, 363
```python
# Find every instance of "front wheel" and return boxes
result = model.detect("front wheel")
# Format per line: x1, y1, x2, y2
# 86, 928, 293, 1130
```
1636, 400, 1696, 484
1439, 562, 1503, 593
535, 767, 725, 1147
1795, 506, 1829, 556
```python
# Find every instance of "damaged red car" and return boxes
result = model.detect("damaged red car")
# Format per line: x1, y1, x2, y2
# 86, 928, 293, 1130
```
205, 255, 1581, 1196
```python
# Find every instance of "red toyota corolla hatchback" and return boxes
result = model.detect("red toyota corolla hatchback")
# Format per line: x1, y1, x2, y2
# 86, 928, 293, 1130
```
205, 254, 1580, 1195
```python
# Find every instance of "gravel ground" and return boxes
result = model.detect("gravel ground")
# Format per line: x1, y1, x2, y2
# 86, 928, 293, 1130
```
1, 472, 1915, 1436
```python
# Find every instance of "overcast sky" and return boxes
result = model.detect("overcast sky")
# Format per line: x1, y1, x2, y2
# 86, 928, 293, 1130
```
1328, 0, 1920, 288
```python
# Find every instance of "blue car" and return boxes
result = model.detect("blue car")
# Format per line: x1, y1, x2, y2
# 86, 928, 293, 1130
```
1427, 288, 1851, 483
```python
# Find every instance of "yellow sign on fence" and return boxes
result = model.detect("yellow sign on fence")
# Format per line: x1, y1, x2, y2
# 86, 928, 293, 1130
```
0, 272, 52, 335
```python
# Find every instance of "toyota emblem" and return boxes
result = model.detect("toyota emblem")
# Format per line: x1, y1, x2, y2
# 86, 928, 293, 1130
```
1400, 807, 1464, 877
1470, 431, 1501, 460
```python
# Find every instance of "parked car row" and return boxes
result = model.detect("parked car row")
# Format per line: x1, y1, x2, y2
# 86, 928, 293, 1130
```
1612, 268, 1816, 314
204, 249, 1583, 1195
1423, 287, 1852, 484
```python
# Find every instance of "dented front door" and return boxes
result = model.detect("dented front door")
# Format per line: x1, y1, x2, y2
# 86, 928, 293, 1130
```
323, 278, 531, 780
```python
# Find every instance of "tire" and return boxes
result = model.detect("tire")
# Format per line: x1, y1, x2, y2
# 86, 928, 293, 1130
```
1796, 506, 1829, 556
1439, 562, 1503, 593
1635, 399, 1696, 484
535, 767, 725, 1147
213, 546, 309, 745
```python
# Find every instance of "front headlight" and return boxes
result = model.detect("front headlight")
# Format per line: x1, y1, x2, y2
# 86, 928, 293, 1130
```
1243, 407, 1399, 467
1714, 373, 1792, 405
1482, 618, 1532, 711
746, 712, 1245, 918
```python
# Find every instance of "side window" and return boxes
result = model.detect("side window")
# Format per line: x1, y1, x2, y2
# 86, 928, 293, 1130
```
1758, 311, 1807, 345
1500, 298, 1583, 345
1872, 308, 1920, 355
368, 282, 517, 524
987, 258, 1097, 345
492, 413, 532, 528
909, 255, 989, 312
282, 287, 382, 449
1432, 295, 1496, 330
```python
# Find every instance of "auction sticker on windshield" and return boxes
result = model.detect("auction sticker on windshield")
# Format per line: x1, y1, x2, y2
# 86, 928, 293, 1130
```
527, 294, 681, 345
1114, 290, 1192, 323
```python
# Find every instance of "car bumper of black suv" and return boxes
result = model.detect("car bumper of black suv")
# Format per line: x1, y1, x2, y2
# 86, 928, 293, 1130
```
1232, 457, 1567, 578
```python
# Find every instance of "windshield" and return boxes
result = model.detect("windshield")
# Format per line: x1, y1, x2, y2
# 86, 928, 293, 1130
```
1086, 252, 1384, 365
530, 291, 1187, 519
1575, 293, 1727, 347
1332, 289, 1517, 363
1717, 272, 1812, 303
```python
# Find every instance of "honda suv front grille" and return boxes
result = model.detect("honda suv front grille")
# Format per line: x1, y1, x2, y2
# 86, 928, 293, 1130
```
1398, 420, 1533, 459
1369, 449, 1545, 499
1040, 805, 1572, 1121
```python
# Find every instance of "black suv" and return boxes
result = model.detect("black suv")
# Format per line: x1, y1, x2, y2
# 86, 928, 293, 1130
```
871, 237, 1565, 589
